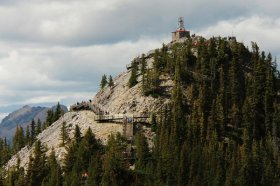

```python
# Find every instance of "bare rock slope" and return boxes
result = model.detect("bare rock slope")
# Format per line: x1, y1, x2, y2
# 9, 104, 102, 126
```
93, 65, 171, 116
6, 111, 122, 170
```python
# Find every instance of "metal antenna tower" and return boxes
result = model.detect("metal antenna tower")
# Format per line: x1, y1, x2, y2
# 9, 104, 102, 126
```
177, 17, 185, 30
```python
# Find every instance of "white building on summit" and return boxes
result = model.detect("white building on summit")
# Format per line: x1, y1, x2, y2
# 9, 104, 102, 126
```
172, 17, 190, 42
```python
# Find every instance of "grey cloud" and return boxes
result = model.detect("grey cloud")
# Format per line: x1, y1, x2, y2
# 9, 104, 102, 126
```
0, 0, 276, 46
0, 37, 165, 114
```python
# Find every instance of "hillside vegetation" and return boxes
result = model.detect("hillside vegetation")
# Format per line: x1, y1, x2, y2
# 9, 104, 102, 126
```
1, 36, 280, 186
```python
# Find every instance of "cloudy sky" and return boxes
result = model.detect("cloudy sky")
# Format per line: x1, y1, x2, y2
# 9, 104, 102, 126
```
0, 0, 279, 120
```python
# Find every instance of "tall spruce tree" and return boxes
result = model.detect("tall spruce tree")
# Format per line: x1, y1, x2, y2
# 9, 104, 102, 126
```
12, 125, 25, 153
59, 121, 69, 147
74, 125, 82, 144
100, 74, 108, 89
30, 119, 36, 145
25, 125, 30, 146
36, 119, 42, 135
43, 148, 62, 186
25, 140, 47, 186
128, 60, 138, 88
108, 75, 114, 88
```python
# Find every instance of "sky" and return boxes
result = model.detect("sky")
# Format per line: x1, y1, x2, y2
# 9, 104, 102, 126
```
0, 0, 279, 121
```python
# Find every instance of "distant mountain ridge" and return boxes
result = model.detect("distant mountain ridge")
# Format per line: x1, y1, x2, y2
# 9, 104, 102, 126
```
0, 104, 68, 141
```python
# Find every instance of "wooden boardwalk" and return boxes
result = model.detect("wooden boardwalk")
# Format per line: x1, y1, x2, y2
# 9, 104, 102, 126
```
94, 114, 149, 123
70, 101, 150, 139
70, 101, 151, 161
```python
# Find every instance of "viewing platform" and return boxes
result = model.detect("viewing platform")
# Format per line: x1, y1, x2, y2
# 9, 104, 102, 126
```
94, 114, 149, 123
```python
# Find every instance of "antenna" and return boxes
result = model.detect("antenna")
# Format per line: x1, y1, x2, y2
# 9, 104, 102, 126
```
177, 17, 185, 31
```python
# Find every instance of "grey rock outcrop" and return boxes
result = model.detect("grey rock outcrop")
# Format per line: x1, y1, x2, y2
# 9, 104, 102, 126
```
93, 61, 172, 116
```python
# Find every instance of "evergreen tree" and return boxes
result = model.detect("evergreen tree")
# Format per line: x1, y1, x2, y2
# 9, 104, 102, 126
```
25, 140, 47, 186
44, 148, 62, 186
63, 143, 77, 173
54, 102, 63, 121
45, 109, 54, 127
141, 54, 148, 94
30, 119, 36, 145
135, 132, 150, 171
101, 134, 130, 185
108, 75, 114, 88
77, 127, 102, 171
171, 60, 186, 145
12, 125, 25, 153
0, 137, 11, 166
150, 112, 157, 132
140, 54, 147, 76
128, 60, 138, 88
59, 121, 69, 147
100, 74, 108, 89
74, 125, 82, 144
25, 125, 30, 146
87, 154, 102, 186
36, 119, 42, 135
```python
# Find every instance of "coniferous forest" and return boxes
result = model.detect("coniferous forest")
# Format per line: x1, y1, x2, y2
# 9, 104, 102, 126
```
1, 36, 280, 185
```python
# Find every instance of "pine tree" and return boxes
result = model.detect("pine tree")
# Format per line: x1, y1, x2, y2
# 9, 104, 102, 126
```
87, 154, 102, 186
264, 53, 275, 135
45, 109, 54, 127
140, 54, 148, 94
63, 143, 77, 173
44, 148, 62, 186
74, 125, 82, 144
36, 119, 42, 135
150, 112, 157, 132
108, 75, 114, 88
101, 134, 130, 186
100, 74, 108, 89
128, 60, 138, 88
25, 125, 30, 146
59, 122, 69, 147
135, 132, 150, 171
54, 102, 63, 121
78, 127, 102, 171
25, 140, 47, 186
177, 142, 189, 186
170, 60, 186, 145
12, 125, 25, 153
30, 119, 36, 145
140, 54, 147, 76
